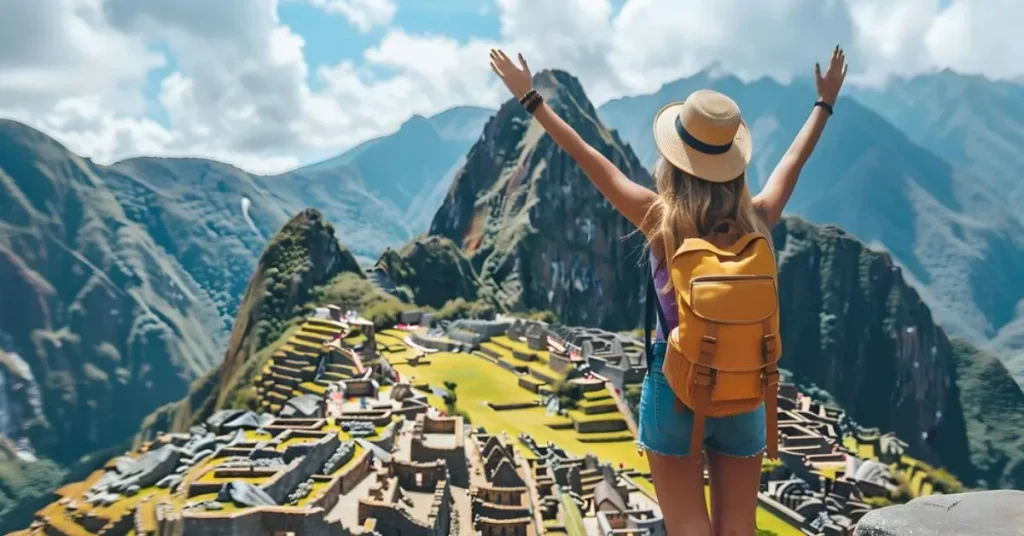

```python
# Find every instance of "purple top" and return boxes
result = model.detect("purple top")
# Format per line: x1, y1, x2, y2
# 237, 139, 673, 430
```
651, 251, 678, 341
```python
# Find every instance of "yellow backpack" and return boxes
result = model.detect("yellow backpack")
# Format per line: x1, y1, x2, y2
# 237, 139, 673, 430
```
662, 231, 782, 460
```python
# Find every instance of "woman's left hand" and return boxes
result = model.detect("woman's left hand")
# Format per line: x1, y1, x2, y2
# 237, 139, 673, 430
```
489, 48, 533, 100
815, 46, 848, 106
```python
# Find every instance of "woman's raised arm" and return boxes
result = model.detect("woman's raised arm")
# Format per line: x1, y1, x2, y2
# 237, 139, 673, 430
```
490, 49, 656, 230
754, 46, 848, 228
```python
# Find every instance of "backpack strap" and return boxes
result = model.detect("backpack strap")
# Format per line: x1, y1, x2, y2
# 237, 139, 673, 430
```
762, 318, 780, 459
644, 261, 669, 373
686, 322, 718, 460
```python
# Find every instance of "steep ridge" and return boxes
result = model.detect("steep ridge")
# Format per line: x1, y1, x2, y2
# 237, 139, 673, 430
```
849, 71, 1024, 367
104, 157, 296, 328
772, 216, 1024, 489
0, 119, 224, 464
598, 73, 1024, 384
429, 70, 653, 330
137, 209, 361, 437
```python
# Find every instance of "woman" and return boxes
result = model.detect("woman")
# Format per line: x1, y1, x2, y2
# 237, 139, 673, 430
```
489, 47, 848, 536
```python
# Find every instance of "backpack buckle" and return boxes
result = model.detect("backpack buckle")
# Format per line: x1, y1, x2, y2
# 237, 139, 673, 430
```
762, 333, 777, 357
694, 366, 715, 388
699, 335, 718, 358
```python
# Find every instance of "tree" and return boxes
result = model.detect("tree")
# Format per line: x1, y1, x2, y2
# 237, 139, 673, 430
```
442, 382, 459, 414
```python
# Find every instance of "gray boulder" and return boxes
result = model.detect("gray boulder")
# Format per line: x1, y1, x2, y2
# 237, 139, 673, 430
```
855, 490, 1024, 536
223, 411, 262, 431
281, 394, 323, 418
206, 409, 246, 432
216, 480, 277, 508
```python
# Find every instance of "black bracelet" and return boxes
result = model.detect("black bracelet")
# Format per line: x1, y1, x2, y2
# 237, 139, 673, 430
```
815, 100, 834, 116
519, 89, 538, 105
525, 93, 543, 114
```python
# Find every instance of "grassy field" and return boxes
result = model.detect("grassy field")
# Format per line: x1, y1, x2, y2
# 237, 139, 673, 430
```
392, 352, 648, 471
559, 493, 587, 536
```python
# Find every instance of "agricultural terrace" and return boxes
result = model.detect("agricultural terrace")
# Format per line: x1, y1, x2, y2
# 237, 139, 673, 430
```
379, 329, 800, 536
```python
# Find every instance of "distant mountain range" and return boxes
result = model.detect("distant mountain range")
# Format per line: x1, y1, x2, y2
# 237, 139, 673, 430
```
0, 106, 489, 468
135, 68, 1024, 494
2, 66, 1023, 527
303, 106, 493, 236
598, 70, 1024, 383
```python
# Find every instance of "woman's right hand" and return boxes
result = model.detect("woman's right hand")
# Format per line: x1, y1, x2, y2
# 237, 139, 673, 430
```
489, 49, 533, 100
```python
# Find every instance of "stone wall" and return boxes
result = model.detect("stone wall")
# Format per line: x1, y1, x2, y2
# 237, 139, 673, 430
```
453, 319, 513, 337
410, 332, 463, 352
420, 414, 458, 434
358, 473, 452, 536
474, 486, 527, 506
476, 517, 530, 536
393, 459, 449, 491
310, 449, 374, 512
262, 433, 340, 504
371, 419, 400, 453
574, 419, 627, 434
180, 507, 351, 536
471, 497, 532, 520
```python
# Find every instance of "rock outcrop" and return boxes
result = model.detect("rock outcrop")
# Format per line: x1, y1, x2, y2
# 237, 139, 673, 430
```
772, 216, 1024, 489
429, 70, 652, 330
375, 235, 482, 309
137, 209, 361, 437
853, 490, 1024, 535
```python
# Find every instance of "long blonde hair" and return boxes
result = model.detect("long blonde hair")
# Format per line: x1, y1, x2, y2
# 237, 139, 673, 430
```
642, 157, 770, 275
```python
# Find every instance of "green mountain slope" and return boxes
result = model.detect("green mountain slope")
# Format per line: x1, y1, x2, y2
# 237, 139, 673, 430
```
772, 216, 1024, 489
0, 119, 223, 464
598, 72, 1024, 385
137, 209, 362, 437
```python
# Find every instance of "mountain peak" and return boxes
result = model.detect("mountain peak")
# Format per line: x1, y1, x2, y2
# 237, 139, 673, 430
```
428, 69, 651, 329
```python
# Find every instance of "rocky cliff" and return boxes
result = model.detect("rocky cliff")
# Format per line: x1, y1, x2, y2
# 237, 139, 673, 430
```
773, 216, 1024, 489
137, 209, 361, 437
429, 70, 652, 330
0, 119, 223, 464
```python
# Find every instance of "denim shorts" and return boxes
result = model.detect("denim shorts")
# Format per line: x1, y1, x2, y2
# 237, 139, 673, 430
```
637, 342, 767, 458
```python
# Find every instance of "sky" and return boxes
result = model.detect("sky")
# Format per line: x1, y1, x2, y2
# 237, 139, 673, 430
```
0, 0, 1021, 175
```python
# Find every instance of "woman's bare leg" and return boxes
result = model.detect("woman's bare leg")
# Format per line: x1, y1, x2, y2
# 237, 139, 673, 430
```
707, 450, 763, 536
648, 451, 711, 536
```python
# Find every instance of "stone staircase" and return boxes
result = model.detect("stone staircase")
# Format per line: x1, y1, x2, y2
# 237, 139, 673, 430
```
366, 268, 399, 298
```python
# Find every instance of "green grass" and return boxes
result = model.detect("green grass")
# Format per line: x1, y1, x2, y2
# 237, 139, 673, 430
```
559, 493, 586, 536
391, 352, 648, 471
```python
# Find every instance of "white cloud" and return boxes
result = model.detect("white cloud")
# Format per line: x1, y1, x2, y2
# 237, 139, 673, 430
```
0, 0, 1021, 175
306, 0, 396, 32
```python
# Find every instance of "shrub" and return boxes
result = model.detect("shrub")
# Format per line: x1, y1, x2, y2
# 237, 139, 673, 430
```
434, 298, 496, 322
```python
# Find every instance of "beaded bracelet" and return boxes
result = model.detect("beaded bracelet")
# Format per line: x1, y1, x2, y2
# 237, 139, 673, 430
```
525, 93, 543, 114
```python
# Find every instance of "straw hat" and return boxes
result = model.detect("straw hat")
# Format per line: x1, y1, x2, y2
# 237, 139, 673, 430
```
652, 89, 752, 183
